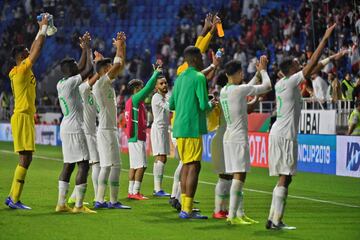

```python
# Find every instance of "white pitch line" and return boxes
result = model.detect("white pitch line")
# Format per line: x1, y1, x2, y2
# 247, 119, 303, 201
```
1, 149, 360, 209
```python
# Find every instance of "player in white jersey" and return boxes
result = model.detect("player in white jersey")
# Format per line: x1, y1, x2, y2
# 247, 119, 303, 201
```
220, 56, 272, 225
266, 24, 336, 230
67, 51, 102, 205
92, 32, 130, 210
55, 32, 95, 213
151, 76, 171, 197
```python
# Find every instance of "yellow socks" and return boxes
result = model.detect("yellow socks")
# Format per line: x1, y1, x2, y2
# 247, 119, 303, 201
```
181, 194, 186, 211
9, 165, 27, 202
183, 196, 193, 214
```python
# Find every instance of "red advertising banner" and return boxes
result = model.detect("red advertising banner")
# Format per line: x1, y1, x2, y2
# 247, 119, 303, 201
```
248, 132, 269, 168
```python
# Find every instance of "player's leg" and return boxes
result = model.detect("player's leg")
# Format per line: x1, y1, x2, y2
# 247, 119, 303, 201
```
96, 166, 110, 206
132, 167, 148, 200
56, 162, 75, 212
183, 161, 201, 213
227, 172, 251, 224
128, 168, 135, 198
271, 175, 292, 227
73, 160, 95, 213
180, 163, 189, 211
91, 162, 100, 200
213, 174, 232, 219
8, 152, 32, 205
6, 113, 34, 209
169, 160, 182, 210
153, 154, 170, 196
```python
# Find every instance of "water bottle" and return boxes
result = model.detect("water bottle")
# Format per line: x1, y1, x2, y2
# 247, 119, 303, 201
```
216, 48, 223, 58
37, 13, 57, 36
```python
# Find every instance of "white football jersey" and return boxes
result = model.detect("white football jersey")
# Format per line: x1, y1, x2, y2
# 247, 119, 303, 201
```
79, 81, 98, 134
151, 92, 170, 130
57, 74, 84, 133
270, 71, 304, 140
92, 74, 117, 130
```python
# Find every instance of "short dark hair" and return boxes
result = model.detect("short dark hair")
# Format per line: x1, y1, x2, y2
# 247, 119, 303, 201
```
11, 45, 25, 59
60, 58, 76, 73
184, 46, 201, 60
95, 58, 112, 73
279, 57, 294, 76
224, 60, 242, 76
128, 79, 143, 92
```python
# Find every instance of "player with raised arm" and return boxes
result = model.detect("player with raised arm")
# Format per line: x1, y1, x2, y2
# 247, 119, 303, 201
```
92, 32, 130, 209
220, 56, 272, 225
55, 31, 94, 213
5, 14, 50, 210
169, 46, 215, 219
151, 74, 171, 197
169, 14, 221, 210
125, 62, 163, 200
266, 24, 336, 230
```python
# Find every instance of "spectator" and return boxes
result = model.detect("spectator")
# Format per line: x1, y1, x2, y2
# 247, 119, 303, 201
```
348, 100, 360, 135
312, 73, 328, 103
341, 72, 355, 101
327, 72, 343, 103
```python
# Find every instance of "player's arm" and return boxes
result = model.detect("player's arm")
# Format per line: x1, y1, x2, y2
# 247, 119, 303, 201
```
79, 36, 93, 80
196, 74, 213, 111
107, 32, 126, 80
133, 68, 162, 104
29, 14, 49, 64
196, 15, 220, 53
246, 56, 272, 95
201, 49, 220, 78
302, 24, 336, 79
77, 32, 91, 72
311, 49, 348, 75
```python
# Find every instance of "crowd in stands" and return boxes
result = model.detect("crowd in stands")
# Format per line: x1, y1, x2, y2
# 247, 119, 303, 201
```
0, 0, 360, 124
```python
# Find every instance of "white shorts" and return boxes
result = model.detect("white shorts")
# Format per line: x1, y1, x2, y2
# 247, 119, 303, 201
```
129, 141, 147, 169
223, 141, 250, 173
268, 135, 297, 176
97, 129, 120, 167
151, 127, 170, 156
211, 131, 226, 174
60, 132, 89, 163
85, 133, 100, 164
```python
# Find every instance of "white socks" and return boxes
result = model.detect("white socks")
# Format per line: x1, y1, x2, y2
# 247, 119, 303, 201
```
268, 186, 277, 221
96, 166, 110, 203
236, 191, 245, 217
133, 181, 141, 194
57, 181, 69, 206
228, 179, 244, 219
153, 161, 165, 192
214, 178, 228, 213
128, 180, 134, 194
171, 161, 182, 198
75, 183, 87, 208
91, 163, 100, 199
109, 166, 120, 204
272, 186, 288, 225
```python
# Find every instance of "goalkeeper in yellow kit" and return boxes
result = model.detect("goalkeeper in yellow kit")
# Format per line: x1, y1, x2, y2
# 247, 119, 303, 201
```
5, 14, 50, 210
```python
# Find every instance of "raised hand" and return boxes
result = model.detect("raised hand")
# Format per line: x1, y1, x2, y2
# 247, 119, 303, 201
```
204, 13, 213, 30
38, 13, 49, 28
153, 59, 163, 73
323, 23, 336, 40
94, 50, 104, 62
333, 48, 348, 61
210, 15, 221, 33
256, 55, 268, 71
210, 49, 221, 67
80, 31, 91, 49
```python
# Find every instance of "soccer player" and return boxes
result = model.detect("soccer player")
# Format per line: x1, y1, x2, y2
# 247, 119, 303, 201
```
93, 32, 130, 209
209, 72, 232, 219
151, 75, 171, 197
220, 57, 272, 225
169, 46, 214, 219
266, 24, 336, 230
55, 32, 95, 213
125, 63, 163, 200
169, 14, 221, 210
5, 14, 49, 210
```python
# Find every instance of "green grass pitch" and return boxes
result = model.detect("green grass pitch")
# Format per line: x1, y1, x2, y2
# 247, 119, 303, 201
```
0, 141, 359, 240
